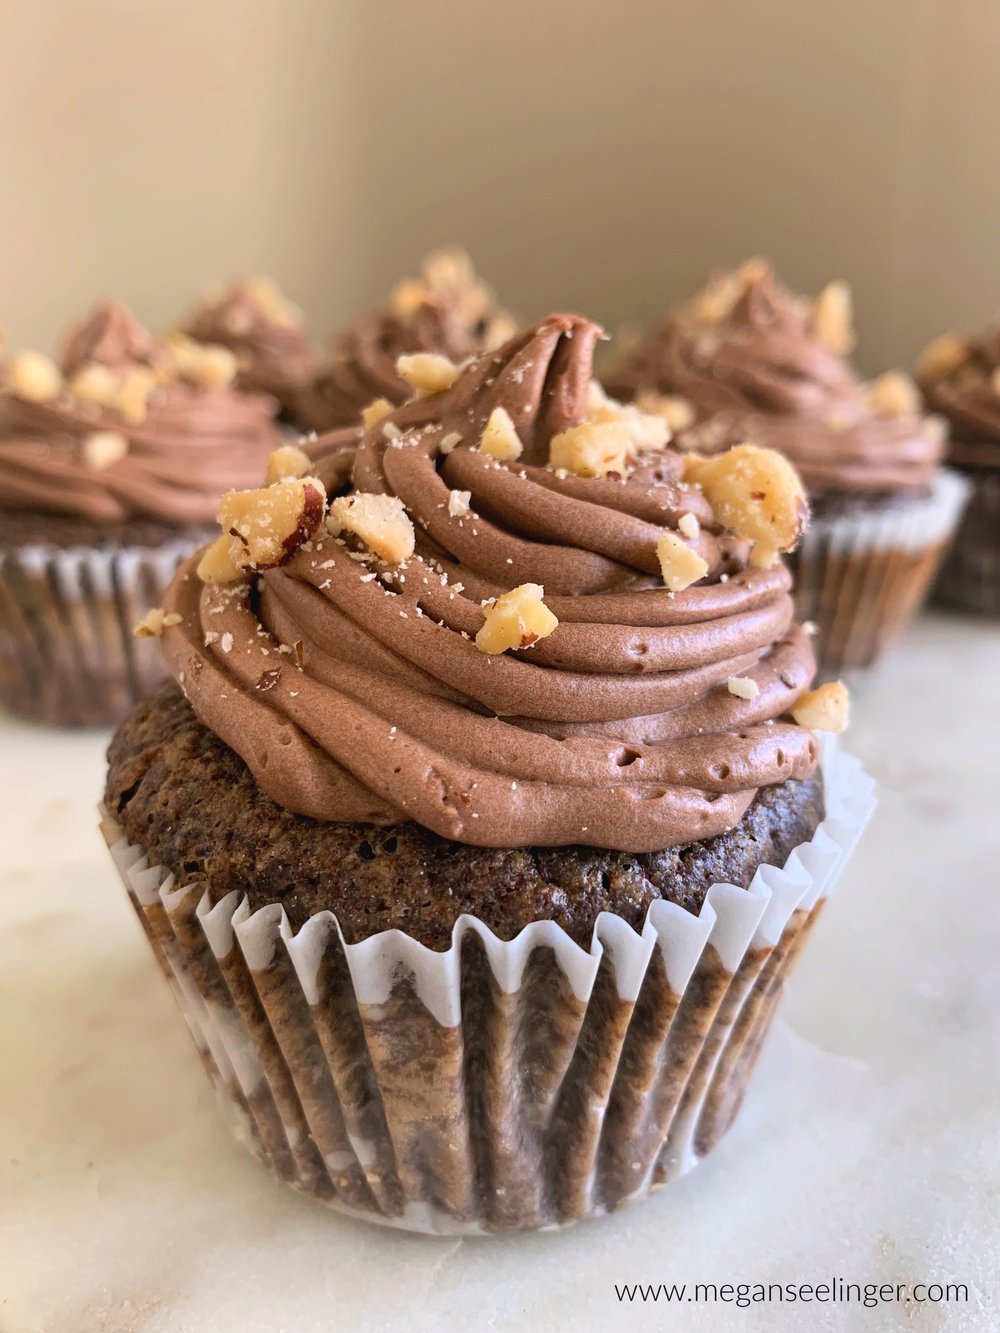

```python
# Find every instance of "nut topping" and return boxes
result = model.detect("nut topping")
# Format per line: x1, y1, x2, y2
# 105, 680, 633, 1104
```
329, 492, 416, 565
396, 352, 461, 398
70, 363, 120, 408
361, 397, 394, 430
636, 390, 695, 434
726, 676, 760, 700
475, 583, 558, 654
549, 421, 630, 478
682, 443, 807, 568
115, 369, 156, 425
810, 280, 855, 355
198, 476, 328, 582
7, 351, 63, 404
265, 443, 312, 484
917, 334, 969, 384
867, 370, 920, 419
478, 406, 523, 461
133, 607, 182, 637
656, 531, 708, 592
82, 431, 129, 470
792, 680, 849, 732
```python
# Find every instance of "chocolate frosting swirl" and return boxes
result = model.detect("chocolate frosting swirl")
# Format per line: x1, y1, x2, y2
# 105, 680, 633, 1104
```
183, 279, 315, 407
161, 313, 820, 852
0, 303, 280, 526
919, 324, 1000, 470
293, 248, 515, 433
607, 263, 943, 496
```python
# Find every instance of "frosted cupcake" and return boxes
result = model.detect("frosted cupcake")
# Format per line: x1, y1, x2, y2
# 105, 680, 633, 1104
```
102, 313, 872, 1232
918, 323, 1000, 614
606, 261, 967, 674
0, 301, 279, 725
292, 248, 515, 433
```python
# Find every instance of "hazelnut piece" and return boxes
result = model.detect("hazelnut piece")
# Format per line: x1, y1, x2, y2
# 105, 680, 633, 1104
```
792, 680, 849, 733
361, 397, 394, 430
329, 492, 415, 564
133, 607, 182, 637
71, 363, 120, 409
478, 406, 523, 461
82, 431, 129, 470
265, 443, 311, 484
197, 534, 245, 585
549, 421, 630, 478
396, 352, 461, 398
917, 334, 969, 384
218, 475, 327, 573
867, 370, 919, 419
683, 443, 807, 568
656, 531, 709, 592
810, 280, 855, 355
7, 351, 63, 404
636, 390, 696, 434
475, 583, 558, 654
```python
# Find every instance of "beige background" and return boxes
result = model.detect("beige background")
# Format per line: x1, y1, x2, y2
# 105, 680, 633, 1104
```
1, 0, 998, 373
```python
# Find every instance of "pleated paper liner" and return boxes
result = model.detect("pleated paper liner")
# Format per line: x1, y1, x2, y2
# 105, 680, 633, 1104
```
790, 469, 969, 677
100, 739, 874, 1235
932, 467, 1000, 616
0, 538, 193, 727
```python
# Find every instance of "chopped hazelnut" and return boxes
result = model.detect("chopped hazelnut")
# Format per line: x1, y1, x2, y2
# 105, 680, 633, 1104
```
192, 344, 238, 389
7, 351, 63, 404
329, 492, 415, 564
71, 363, 120, 408
133, 607, 182, 637
683, 443, 807, 568
549, 421, 630, 478
792, 680, 849, 733
656, 531, 708, 592
439, 430, 462, 454
361, 397, 394, 430
586, 383, 668, 453
197, 534, 245, 584
396, 352, 461, 397
677, 511, 700, 539
917, 334, 969, 384
867, 370, 919, 418
475, 583, 558, 654
246, 276, 298, 326
115, 369, 156, 425
265, 443, 312, 484
217, 475, 327, 574
448, 489, 471, 517
82, 431, 129, 470
389, 278, 428, 320
478, 406, 523, 461
810, 280, 855, 355
726, 676, 760, 700
636, 390, 696, 434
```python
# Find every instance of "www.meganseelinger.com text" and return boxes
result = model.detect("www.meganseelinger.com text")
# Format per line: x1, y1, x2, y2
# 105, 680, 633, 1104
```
613, 1277, 971, 1311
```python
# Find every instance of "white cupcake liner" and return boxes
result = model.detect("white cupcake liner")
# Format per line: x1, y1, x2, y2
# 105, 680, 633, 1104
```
0, 537, 194, 726
100, 738, 874, 1234
791, 468, 970, 675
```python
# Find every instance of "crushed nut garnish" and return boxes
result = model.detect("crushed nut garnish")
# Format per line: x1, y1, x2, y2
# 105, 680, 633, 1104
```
478, 406, 523, 460
549, 421, 630, 478
475, 583, 558, 654
133, 607, 182, 637
396, 351, 461, 397
726, 676, 760, 700
810, 280, 855, 355
636, 390, 695, 434
329, 492, 415, 564
917, 333, 969, 384
792, 680, 849, 732
439, 430, 462, 454
448, 489, 471, 517
361, 397, 394, 430
656, 531, 708, 592
867, 370, 919, 418
198, 476, 327, 583
70, 363, 119, 408
677, 511, 700, 539
7, 351, 63, 404
265, 443, 311, 484
115, 368, 156, 425
82, 431, 129, 469
683, 442, 807, 568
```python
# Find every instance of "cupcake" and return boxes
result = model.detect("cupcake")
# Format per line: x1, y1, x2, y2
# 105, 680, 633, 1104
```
102, 314, 873, 1232
182, 277, 315, 419
292, 247, 515, 433
0, 301, 280, 726
918, 325, 1000, 614
606, 260, 967, 675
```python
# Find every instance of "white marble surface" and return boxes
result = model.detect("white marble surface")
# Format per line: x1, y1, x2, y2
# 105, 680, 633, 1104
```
1, 611, 998, 1333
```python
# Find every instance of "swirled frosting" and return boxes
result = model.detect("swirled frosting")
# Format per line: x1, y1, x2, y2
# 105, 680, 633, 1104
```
183, 278, 315, 408
293, 248, 516, 432
160, 313, 821, 852
0, 303, 280, 526
606, 262, 944, 497
919, 324, 1000, 470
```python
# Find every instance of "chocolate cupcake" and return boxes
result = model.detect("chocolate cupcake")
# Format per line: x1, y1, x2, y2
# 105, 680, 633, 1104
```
182, 277, 315, 419
606, 261, 968, 675
0, 301, 280, 726
102, 314, 873, 1232
292, 248, 515, 433
918, 326, 1000, 615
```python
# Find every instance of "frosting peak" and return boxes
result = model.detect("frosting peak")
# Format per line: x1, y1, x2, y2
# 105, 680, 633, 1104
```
63, 301, 157, 376
607, 261, 944, 496
160, 313, 824, 852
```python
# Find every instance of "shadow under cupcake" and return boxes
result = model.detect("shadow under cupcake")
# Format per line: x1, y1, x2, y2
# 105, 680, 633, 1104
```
0, 301, 280, 726
102, 314, 873, 1232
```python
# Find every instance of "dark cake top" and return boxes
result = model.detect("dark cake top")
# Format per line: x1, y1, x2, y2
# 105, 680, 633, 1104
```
0, 302, 279, 526
148, 313, 847, 852
605, 259, 945, 497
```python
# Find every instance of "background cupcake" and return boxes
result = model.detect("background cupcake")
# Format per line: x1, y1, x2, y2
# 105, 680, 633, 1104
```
291, 247, 515, 432
918, 325, 1000, 615
102, 313, 872, 1233
0, 301, 279, 726
606, 260, 967, 675
182, 277, 315, 421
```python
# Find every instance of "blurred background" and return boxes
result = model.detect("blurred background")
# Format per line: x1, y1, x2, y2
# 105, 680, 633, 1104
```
2, 0, 998, 371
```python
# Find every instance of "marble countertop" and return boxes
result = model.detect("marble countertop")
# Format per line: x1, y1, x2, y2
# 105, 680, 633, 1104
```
1, 612, 998, 1333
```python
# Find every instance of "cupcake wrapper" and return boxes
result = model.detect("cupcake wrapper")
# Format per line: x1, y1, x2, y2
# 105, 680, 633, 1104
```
100, 740, 874, 1234
791, 469, 970, 676
0, 538, 194, 726
932, 468, 1000, 616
